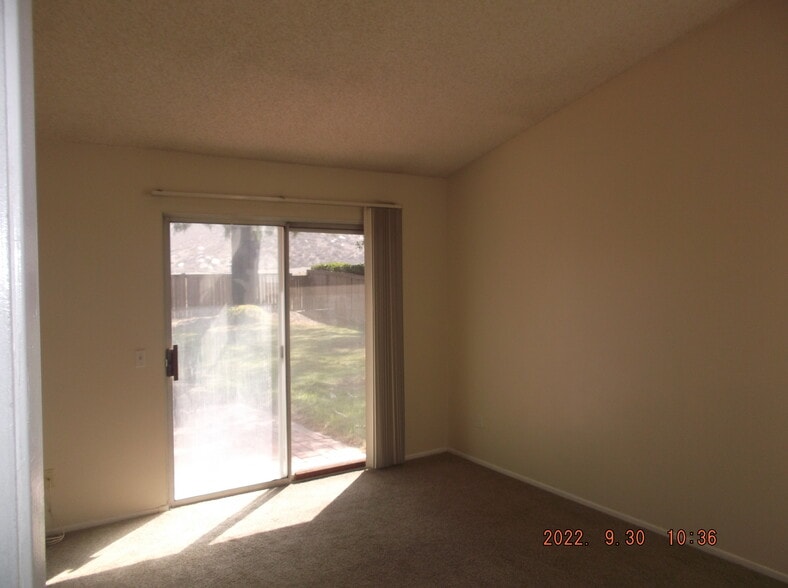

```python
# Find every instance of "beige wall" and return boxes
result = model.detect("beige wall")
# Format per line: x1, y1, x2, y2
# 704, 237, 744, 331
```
448, 0, 786, 576
37, 0, 786, 577
37, 141, 449, 528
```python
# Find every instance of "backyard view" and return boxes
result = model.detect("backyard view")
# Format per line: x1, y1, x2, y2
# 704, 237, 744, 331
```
289, 232, 366, 474
170, 223, 365, 500
289, 315, 365, 447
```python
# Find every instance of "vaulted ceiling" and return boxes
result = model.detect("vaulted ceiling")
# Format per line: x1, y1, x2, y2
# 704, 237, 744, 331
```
33, 0, 742, 177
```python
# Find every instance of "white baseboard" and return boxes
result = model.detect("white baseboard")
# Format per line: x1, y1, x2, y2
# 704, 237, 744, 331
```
447, 449, 788, 584
405, 447, 448, 461
47, 505, 169, 535
45, 451, 447, 533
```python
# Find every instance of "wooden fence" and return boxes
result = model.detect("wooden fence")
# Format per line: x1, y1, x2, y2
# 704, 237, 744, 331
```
171, 269, 365, 327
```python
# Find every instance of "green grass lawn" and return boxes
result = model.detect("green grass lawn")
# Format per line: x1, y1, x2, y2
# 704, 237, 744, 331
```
173, 306, 365, 448
289, 319, 365, 447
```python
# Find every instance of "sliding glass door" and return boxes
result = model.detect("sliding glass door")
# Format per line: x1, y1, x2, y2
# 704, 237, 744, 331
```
288, 230, 366, 476
167, 222, 367, 501
168, 222, 286, 501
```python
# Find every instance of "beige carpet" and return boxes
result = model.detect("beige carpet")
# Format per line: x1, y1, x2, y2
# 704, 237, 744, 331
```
46, 453, 782, 587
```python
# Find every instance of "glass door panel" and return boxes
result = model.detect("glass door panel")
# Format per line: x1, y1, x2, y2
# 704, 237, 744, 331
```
288, 230, 366, 475
169, 222, 286, 501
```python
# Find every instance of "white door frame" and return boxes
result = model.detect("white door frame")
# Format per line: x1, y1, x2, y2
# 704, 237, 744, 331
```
0, 0, 45, 583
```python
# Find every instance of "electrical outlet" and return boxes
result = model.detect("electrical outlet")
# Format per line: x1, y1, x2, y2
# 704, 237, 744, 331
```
135, 349, 146, 368
44, 468, 54, 489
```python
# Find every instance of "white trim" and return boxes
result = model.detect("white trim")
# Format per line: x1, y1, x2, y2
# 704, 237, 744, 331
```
448, 449, 788, 583
449, 449, 664, 530
281, 226, 293, 480
405, 448, 448, 461
363, 210, 375, 469
48, 505, 170, 535
0, 0, 44, 584
152, 189, 401, 209
162, 219, 176, 507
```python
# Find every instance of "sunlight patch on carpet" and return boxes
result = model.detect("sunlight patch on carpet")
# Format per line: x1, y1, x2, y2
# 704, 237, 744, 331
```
47, 490, 265, 584
211, 471, 363, 543
47, 472, 364, 584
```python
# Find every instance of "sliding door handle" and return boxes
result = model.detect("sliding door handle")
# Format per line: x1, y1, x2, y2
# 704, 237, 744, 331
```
165, 345, 179, 380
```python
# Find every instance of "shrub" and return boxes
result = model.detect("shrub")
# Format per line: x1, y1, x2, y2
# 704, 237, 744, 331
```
310, 262, 364, 275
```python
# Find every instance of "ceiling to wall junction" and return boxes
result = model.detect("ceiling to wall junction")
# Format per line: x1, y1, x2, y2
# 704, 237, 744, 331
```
34, 0, 741, 177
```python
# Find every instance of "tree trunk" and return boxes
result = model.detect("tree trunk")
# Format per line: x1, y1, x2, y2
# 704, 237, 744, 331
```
231, 226, 261, 305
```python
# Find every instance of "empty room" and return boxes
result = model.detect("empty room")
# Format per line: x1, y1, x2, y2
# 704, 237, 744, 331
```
2, 0, 785, 585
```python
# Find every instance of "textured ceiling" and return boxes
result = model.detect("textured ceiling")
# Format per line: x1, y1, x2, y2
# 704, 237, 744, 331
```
34, 0, 741, 177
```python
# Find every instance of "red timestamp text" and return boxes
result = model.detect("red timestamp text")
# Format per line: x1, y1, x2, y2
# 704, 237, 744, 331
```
667, 528, 717, 546
542, 528, 648, 547
605, 528, 646, 546
543, 529, 587, 546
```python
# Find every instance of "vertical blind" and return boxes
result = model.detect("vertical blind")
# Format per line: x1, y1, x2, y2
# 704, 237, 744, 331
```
365, 207, 405, 468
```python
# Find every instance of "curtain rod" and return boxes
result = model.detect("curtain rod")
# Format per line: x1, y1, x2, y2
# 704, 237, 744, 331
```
151, 189, 401, 209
